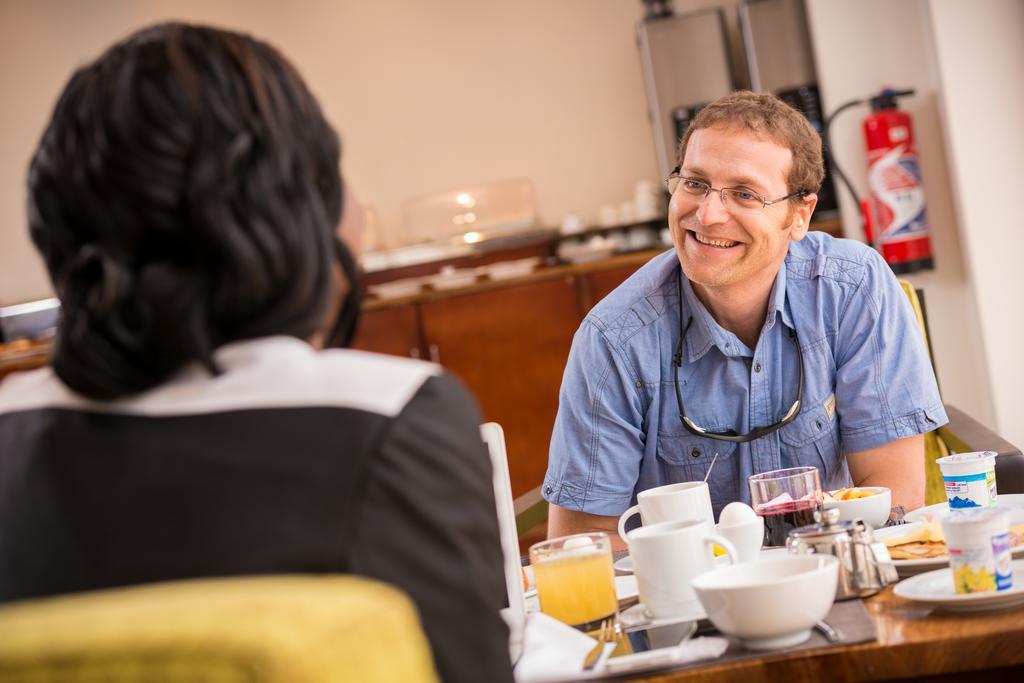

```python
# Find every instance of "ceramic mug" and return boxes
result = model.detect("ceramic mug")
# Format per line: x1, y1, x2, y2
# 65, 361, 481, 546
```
617, 481, 714, 543
626, 519, 738, 617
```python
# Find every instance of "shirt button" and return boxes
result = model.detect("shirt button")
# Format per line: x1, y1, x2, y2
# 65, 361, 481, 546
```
690, 448, 701, 458
754, 361, 762, 373
544, 485, 553, 494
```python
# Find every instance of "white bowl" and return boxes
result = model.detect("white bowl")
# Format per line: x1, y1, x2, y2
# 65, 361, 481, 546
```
484, 257, 541, 280
825, 486, 891, 529
430, 269, 478, 290
691, 555, 839, 650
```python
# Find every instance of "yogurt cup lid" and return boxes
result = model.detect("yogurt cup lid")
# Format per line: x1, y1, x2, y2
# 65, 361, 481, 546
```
935, 451, 996, 466
940, 507, 1008, 527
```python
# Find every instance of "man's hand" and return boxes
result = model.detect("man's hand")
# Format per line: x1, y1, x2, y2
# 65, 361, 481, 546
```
846, 434, 926, 511
547, 504, 627, 551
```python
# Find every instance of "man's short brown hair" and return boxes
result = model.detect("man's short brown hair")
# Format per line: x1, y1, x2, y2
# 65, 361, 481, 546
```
676, 90, 825, 196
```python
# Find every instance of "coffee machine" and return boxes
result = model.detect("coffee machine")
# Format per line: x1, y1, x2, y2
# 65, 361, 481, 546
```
740, 0, 839, 217
637, 8, 736, 179
636, 0, 839, 218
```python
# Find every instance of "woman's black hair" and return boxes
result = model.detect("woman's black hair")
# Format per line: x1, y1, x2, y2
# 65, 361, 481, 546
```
28, 22, 349, 399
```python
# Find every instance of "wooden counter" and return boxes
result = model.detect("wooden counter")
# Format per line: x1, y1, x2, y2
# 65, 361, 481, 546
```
364, 248, 666, 311
355, 249, 664, 498
0, 344, 50, 382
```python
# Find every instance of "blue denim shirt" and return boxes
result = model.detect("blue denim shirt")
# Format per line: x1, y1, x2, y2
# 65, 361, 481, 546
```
543, 232, 947, 519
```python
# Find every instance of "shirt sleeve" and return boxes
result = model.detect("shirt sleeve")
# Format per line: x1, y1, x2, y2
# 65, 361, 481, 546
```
833, 250, 948, 452
543, 318, 647, 516
348, 372, 514, 683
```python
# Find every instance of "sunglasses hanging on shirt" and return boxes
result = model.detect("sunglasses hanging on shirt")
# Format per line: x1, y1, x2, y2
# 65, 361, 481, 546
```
672, 272, 803, 443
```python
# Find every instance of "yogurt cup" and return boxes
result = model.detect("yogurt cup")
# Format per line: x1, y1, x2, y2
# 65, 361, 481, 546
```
935, 451, 997, 510
941, 508, 1012, 593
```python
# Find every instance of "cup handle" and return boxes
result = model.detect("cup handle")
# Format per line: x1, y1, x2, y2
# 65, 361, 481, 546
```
706, 534, 739, 565
617, 505, 641, 545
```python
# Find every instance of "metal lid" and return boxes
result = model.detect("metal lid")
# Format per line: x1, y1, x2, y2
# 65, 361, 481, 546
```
788, 507, 852, 542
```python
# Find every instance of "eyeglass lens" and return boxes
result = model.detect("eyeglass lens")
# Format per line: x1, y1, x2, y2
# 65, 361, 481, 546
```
666, 176, 765, 214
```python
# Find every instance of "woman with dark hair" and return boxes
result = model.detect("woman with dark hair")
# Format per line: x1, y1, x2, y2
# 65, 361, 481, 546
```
0, 23, 513, 683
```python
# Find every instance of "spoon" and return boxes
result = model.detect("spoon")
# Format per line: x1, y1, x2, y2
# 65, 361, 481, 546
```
704, 451, 720, 482
815, 619, 842, 643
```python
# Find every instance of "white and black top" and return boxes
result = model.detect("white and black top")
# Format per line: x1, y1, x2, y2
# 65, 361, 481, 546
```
0, 336, 513, 683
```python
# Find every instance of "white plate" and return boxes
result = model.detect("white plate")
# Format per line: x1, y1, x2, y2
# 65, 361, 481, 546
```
905, 494, 1024, 522
367, 278, 424, 299
875, 513, 1024, 577
523, 574, 638, 614
893, 561, 1024, 612
482, 257, 541, 280
430, 270, 478, 290
557, 244, 618, 264
613, 547, 788, 574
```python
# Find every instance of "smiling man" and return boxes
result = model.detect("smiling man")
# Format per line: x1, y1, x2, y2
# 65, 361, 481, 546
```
543, 91, 946, 544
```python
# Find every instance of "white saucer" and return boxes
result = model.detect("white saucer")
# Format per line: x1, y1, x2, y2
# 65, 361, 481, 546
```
905, 494, 1024, 522
613, 555, 635, 573
619, 598, 706, 629
893, 560, 1024, 612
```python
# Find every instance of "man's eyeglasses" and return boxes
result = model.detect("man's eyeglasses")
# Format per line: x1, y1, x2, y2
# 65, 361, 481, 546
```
672, 273, 803, 443
665, 166, 808, 216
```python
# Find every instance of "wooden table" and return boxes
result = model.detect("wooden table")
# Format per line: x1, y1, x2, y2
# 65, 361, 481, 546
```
624, 586, 1024, 682
0, 345, 50, 382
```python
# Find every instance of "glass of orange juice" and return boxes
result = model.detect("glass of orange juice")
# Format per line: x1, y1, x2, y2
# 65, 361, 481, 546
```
529, 532, 617, 631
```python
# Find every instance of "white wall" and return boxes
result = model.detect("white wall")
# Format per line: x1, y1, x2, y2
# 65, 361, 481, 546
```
0, 0, 658, 305
926, 0, 1024, 448
804, 0, 998, 437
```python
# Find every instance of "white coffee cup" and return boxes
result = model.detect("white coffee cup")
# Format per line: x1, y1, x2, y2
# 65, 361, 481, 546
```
617, 481, 714, 543
626, 519, 738, 616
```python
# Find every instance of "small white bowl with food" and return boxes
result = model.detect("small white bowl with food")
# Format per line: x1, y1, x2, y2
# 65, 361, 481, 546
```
823, 486, 891, 529
691, 554, 839, 650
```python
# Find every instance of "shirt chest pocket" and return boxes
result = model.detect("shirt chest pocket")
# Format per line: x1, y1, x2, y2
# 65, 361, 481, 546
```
778, 403, 842, 485
655, 432, 738, 513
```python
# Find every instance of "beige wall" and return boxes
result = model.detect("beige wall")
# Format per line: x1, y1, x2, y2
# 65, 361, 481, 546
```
926, 0, 1024, 448
0, 0, 659, 305
806, 0, 1024, 445
1, 0, 1016, 443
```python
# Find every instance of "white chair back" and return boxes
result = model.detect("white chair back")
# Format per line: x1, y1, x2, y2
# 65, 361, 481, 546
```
480, 422, 525, 664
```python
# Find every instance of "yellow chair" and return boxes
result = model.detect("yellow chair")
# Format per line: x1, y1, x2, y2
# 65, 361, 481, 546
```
0, 575, 439, 683
900, 280, 1024, 504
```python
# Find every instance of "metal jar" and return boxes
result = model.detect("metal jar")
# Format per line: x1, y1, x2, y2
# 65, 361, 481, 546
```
786, 507, 898, 600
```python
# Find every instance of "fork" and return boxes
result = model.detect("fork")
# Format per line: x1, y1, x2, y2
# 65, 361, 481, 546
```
886, 505, 909, 527
582, 618, 615, 671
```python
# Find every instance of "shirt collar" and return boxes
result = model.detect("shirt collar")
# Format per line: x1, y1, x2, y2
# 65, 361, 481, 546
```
679, 275, 741, 361
679, 264, 792, 362
763, 263, 793, 333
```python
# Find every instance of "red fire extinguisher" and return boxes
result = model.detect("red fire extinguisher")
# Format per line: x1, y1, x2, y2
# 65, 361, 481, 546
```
824, 88, 935, 274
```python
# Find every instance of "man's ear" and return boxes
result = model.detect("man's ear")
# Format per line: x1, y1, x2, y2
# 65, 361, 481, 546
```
789, 193, 817, 240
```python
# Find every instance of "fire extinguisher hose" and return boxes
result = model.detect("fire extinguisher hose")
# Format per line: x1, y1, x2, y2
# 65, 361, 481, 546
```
823, 98, 867, 237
